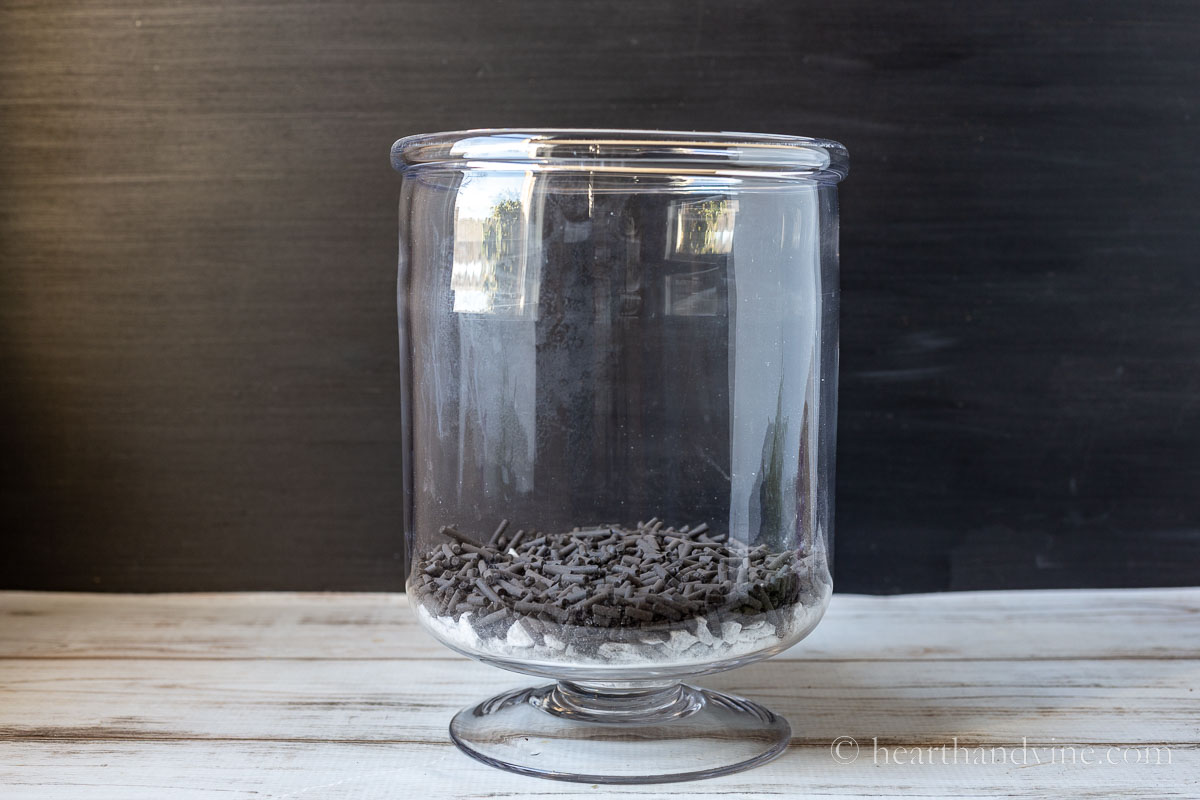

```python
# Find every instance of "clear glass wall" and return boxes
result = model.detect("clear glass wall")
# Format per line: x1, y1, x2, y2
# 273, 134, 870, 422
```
396, 131, 844, 681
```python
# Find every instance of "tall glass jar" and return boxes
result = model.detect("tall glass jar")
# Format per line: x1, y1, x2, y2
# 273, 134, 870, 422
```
393, 130, 847, 783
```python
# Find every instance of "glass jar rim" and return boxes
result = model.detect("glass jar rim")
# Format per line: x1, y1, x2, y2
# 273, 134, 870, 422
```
391, 128, 848, 182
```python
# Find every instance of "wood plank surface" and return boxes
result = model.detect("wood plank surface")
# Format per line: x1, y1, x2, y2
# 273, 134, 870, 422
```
2, 588, 1197, 661
0, 589, 1196, 797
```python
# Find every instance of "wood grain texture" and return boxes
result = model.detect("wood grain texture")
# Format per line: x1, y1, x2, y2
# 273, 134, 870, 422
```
1, 1, 1198, 591
0, 589, 1196, 798
2, 588, 1198, 661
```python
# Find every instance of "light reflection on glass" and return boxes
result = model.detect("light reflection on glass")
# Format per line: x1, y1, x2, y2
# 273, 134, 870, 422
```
664, 266, 723, 316
451, 172, 541, 317
666, 196, 737, 258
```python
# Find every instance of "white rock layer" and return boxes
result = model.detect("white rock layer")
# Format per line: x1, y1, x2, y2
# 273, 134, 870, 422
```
415, 585, 830, 669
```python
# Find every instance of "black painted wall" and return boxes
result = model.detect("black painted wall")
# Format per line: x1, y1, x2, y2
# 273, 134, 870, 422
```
1, 1, 1197, 593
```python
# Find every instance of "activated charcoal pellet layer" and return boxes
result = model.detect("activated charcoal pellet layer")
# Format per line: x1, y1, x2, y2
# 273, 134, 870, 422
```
410, 518, 829, 664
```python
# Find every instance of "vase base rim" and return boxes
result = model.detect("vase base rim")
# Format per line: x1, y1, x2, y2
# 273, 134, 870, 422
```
449, 682, 790, 784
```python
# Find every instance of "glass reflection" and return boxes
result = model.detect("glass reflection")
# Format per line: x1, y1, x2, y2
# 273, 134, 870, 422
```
667, 197, 738, 258
451, 173, 541, 318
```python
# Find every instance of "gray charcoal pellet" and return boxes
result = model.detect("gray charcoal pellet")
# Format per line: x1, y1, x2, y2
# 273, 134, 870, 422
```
513, 600, 545, 615
498, 579, 524, 596
438, 526, 473, 546
766, 551, 793, 570
527, 571, 553, 587
474, 578, 503, 605
488, 519, 510, 546
579, 587, 611, 609
477, 608, 509, 627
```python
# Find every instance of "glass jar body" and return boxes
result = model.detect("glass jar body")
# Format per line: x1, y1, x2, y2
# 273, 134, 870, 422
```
399, 164, 839, 683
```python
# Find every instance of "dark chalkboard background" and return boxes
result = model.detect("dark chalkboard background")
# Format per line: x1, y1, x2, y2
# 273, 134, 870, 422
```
2, 1, 1198, 593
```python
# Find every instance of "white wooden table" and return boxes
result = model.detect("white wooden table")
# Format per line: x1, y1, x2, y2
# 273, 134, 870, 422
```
0, 588, 1196, 798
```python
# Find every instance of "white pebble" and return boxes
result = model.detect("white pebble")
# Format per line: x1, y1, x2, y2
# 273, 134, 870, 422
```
598, 642, 638, 659
667, 630, 698, 654
505, 620, 534, 648
456, 612, 480, 648
694, 616, 715, 646
750, 624, 779, 640
721, 620, 743, 640
542, 632, 567, 651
